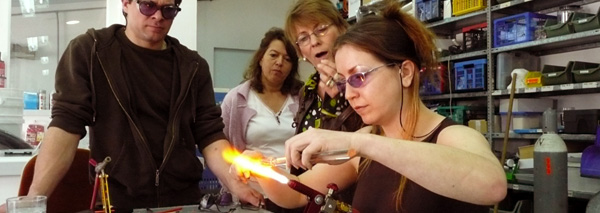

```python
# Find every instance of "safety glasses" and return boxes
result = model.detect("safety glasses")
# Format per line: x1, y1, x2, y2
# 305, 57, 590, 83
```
136, 0, 181, 20
296, 24, 331, 46
336, 63, 396, 91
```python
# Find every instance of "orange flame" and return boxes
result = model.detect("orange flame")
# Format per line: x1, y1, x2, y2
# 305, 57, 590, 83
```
222, 148, 289, 184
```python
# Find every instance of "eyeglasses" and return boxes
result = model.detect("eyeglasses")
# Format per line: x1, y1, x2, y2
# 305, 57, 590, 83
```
136, 0, 181, 20
296, 24, 331, 46
336, 63, 396, 90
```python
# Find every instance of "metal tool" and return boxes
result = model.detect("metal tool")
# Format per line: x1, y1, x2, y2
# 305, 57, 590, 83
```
262, 149, 357, 167
287, 180, 358, 213
90, 156, 112, 213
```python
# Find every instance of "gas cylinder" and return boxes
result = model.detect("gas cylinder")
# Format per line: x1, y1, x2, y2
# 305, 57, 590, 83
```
534, 108, 567, 213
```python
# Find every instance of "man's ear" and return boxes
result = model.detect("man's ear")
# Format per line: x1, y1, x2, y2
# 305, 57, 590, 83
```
122, 0, 130, 16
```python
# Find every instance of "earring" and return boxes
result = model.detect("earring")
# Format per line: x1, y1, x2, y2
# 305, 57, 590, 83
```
302, 57, 307, 61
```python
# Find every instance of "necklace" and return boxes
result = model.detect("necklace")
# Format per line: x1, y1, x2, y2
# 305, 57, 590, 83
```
274, 110, 282, 125
254, 90, 287, 125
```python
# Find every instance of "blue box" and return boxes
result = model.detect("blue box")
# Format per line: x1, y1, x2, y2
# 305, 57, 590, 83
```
493, 12, 556, 47
416, 0, 443, 23
454, 58, 486, 91
23, 92, 38, 109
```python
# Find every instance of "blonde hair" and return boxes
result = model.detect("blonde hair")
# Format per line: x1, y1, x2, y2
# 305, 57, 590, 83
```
283, 0, 349, 56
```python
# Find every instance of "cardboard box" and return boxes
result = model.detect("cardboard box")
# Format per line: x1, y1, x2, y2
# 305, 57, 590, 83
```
468, 119, 488, 133
518, 145, 534, 159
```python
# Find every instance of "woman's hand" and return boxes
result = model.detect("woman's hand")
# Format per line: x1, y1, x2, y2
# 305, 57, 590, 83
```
284, 128, 355, 170
316, 59, 343, 98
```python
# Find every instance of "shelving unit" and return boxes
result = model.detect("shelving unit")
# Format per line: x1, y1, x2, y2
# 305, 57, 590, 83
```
422, 0, 600, 206
508, 183, 596, 199
488, 132, 596, 140
425, 0, 600, 142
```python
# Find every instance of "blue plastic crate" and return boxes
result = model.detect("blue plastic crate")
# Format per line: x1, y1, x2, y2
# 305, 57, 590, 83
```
421, 80, 443, 95
199, 167, 221, 193
454, 58, 486, 91
416, 0, 443, 23
420, 64, 448, 95
197, 152, 222, 193
493, 12, 556, 47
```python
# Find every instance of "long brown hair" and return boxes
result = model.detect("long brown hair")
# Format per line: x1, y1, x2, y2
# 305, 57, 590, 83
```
333, 0, 438, 210
243, 27, 302, 95
284, 0, 349, 56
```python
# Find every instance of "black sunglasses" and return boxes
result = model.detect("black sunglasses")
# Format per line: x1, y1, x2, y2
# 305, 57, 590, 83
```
136, 0, 181, 20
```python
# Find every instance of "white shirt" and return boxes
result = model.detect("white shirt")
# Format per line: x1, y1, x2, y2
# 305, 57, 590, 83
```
245, 90, 295, 158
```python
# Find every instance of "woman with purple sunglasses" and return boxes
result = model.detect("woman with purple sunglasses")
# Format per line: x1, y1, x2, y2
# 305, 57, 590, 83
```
234, 0, 507, 212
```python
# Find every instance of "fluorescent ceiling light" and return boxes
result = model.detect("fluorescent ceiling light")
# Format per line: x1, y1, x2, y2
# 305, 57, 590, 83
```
66, 20, 80, 25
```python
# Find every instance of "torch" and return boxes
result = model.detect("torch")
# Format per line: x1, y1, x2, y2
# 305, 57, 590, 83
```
223, 148, 359, 213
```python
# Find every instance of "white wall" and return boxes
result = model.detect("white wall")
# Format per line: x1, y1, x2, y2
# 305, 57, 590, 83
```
196, 0, 315, 87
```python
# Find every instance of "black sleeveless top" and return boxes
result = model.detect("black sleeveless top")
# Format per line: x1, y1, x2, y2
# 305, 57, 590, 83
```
352, 118, 490, 213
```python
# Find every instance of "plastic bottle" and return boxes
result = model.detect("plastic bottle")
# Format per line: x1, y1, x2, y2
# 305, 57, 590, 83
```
534, 108, 567, 213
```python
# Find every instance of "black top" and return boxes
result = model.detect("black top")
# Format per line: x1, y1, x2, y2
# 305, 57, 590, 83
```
117, 29, 175, 167
50, 24, 226, 208
352, 118, 490, 213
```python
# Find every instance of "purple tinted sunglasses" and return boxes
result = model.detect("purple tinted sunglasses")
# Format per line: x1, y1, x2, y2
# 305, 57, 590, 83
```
137, 0, 181, 19
336, 63, 397, 91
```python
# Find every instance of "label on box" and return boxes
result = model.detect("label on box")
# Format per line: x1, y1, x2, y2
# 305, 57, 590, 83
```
524, 88, 537, 93
560, 84, 574, 90
512, 184, 520, 190
582, 82, 598, 88
499, 2, 511, 8
541, 86, 554, 92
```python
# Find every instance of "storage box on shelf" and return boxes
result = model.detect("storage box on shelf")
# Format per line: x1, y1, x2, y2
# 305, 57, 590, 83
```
453, 58, 486, 91
416, 0, 443, 23
524, 71, 543, 88
541, 63, 572, 86
573, 6, 600, 32
23, 92, 38, 110
451, 0, 485, 16
436, 105, 486, 125
571, 61, 600, 83
499, 98, 553, 132
563, 109, 600, 134
462, 22, 487, 52
493, 12, 556, 48
500, 112, 543, 132
420, 64, 448, 95
499, 98, 554, 113
544, 13, 575, 38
